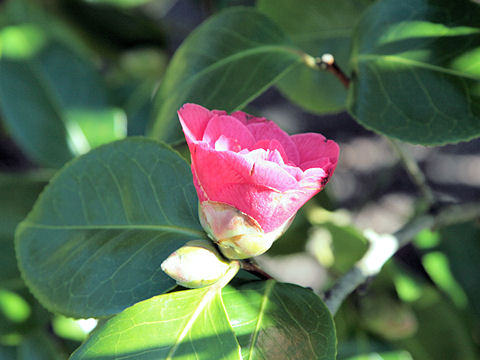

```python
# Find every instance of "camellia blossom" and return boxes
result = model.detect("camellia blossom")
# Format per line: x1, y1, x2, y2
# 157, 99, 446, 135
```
178, 103, 339, 259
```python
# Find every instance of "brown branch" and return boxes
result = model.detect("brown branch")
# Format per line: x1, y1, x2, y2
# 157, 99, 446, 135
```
322, 202, 480, 314
240, 260, 273, 280
316, 54, 350, 88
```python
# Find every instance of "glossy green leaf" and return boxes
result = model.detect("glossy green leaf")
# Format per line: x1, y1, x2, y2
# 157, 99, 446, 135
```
72, 281, 336, 360
348, 0, 480, 145
257, 0, 373, 114
0, 31, 124, 167
70, 287, 242, 360
223, 281, 336, 360
150, 7, 302, 144
15, 138, 204, 318
0, 173, 47, 284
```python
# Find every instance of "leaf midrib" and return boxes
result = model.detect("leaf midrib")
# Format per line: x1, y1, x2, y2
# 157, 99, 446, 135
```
248, 280, 275, 360
160, 45, 302, 99
165, 288, 216, 360
18, 221, 205, 238
357, 53, 480, 81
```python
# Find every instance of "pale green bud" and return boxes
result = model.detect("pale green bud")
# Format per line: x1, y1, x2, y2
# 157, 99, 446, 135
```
161, 240, 230, 288
198, 201, 294, 259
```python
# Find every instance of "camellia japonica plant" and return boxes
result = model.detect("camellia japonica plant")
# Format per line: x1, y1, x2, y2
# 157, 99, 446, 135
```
1, 0, 480, 359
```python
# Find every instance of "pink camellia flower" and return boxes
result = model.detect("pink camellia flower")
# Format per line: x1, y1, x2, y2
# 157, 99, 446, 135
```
178, 103, 339, 259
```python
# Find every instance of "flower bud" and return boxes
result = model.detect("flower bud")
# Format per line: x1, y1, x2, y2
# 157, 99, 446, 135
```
199, 201, 294, 259
161, 239, 230, 288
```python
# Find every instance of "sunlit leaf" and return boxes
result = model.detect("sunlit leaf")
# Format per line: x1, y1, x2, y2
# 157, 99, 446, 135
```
348, 0, 480, 144
72, 281, 336, 359
16, 138, 204, 318
71, 287, 242, 360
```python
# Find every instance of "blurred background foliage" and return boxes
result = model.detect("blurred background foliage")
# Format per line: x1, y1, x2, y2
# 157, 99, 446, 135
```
0, 0, 479, 359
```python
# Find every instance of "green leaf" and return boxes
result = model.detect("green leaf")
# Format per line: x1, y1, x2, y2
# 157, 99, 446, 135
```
0, 345, 17, 359
0, 28, 124, 167
18, 333, 64, 360
348, 0, 480, 145
346, 350, 413, 360
15, 138, 204, 318
438, 222, 480, 318
257, 0, 373, 114
71, 281, 336, 360
70, 287, 242, 360
0, 173, 47, 284
80, 0, 152, 7
150, 7, 302, 144
398, 286, 478, 360
0, 57, 75, 167
223, 281, 336, 360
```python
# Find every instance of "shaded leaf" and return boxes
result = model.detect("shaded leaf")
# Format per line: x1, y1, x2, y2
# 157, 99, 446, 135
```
18, 332, 64, 360
438, 221, 480, 318
16, 138, 204, 318
397, 286, 478, 360
0, 173, 47, 284
0, 27, 124, 167
257, 0, 373, 114
0, 345, 17, 359
150, 7, 302, 144
348, 0, 480, 145
223, 281, 336, 360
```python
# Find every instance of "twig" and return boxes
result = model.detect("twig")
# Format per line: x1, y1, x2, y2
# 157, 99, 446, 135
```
389, 139, 435, 205
303, 53, 350, 88
322, 202, 480, 315
241, 260, 273, 280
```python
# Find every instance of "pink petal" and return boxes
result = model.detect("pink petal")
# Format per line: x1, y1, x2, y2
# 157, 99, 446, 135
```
211, 184, 317, 233
251, 139, 289, 164
202, 115, 256, 151
192, 145, 298, 196
230, 110, 267, 125
246, 121, 300, 165
291, 133, 339, 168
178, 103, 213, 143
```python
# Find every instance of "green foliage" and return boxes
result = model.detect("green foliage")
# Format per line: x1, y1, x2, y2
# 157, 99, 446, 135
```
0, 173, 47, 284
16, 138, 203, 318
438, 222, 480, 318
150, 7, 302, 144
2, 0, 480, 358
71, 281, 336, 360
348, 0, 480, 145
0, 31, 124, 167
257, 0, 372, 114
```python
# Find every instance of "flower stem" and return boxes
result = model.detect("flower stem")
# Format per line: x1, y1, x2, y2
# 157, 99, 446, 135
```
240, 260, 273, 280
322, 202, 480, 315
